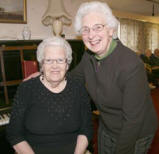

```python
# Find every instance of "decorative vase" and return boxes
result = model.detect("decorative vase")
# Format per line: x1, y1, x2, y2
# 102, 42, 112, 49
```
22, 26, 31, 40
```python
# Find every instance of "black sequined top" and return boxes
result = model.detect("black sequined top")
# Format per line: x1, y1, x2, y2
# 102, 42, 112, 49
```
6, 75, 93, 148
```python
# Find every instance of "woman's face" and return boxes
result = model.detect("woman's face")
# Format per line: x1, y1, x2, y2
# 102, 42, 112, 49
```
145, 50, 152, 57
81, 12, 114, 57
42, 46, 68, 84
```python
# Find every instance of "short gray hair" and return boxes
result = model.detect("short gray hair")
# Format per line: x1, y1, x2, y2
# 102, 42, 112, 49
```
37, 37, 72, 65
74, 1, 119, 37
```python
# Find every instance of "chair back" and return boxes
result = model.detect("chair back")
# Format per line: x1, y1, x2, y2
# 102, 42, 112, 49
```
22, 60, 38, 78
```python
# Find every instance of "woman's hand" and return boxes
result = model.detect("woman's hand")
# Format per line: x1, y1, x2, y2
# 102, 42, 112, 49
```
13, 141, 35, 154
74, 135, 88, 154
23, 72, 40, 81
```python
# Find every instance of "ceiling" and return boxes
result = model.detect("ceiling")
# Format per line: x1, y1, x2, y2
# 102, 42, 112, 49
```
65, 0, 159, 24
104, 0, 159, 16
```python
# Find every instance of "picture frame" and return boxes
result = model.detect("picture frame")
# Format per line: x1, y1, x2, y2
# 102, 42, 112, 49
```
0, 0, 27, 24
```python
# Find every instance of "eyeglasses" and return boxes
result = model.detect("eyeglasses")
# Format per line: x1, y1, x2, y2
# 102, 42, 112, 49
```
43, 58, 67, 64
80, 24, 106, 35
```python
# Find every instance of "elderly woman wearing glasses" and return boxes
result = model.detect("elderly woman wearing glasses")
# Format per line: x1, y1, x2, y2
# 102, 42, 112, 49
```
7, 37, 93, 154
72, 1, 158, 154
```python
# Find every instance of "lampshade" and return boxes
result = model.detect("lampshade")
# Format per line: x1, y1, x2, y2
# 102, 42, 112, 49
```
42, 0, 72, 36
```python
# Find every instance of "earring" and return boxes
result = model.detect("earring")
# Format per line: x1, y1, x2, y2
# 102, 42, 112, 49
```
41, 74, 44, 80
40, 71, 44, 80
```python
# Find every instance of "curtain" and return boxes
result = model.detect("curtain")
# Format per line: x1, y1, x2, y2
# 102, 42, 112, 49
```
118, 18, 159, 53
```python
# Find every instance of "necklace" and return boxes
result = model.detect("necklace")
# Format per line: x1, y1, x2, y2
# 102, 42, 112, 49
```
40, 75, 67, 93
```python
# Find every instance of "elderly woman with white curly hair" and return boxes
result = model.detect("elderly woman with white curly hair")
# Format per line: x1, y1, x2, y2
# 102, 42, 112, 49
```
6, 37, 93, 154
72, 1, 158, 154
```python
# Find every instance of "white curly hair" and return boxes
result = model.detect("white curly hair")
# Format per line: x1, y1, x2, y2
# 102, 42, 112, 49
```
74, 1, 119, 38
36, 37, 72, 66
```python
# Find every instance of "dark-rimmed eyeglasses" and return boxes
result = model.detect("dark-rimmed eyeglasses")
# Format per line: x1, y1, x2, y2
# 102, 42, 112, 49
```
80, 24, 106, 35
43, 58, 67, 64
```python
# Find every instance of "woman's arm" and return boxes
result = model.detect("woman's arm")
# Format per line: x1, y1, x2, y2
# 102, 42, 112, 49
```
74, 81, 93, 154
74, 135, 88, 154
13, 141, 34, 154
6, 83, 32, 151
115, 62, 153, 154
70, 52, 88, 81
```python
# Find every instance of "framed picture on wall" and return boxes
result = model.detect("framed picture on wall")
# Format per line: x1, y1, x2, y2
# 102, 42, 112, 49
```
0, 0, 27, 23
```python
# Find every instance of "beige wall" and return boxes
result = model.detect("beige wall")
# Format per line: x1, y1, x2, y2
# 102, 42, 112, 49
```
0, 0, 84, 40
1, 0, 158, 40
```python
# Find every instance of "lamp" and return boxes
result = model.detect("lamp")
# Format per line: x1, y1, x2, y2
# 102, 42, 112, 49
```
146, 0, 159, 16
152, 3, 155, 16
42, 0, 71, 36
